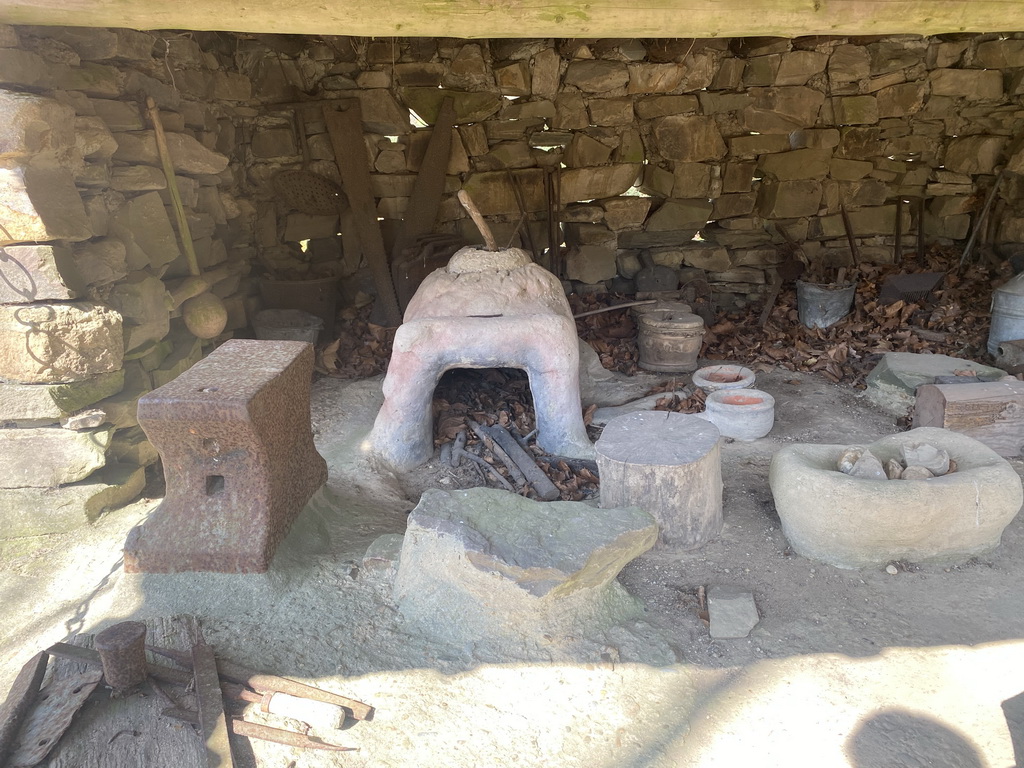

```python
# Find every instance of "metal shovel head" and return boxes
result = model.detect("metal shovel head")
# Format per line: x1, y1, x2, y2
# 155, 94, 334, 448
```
879, 272, 944, 304
273, 170, 343, 216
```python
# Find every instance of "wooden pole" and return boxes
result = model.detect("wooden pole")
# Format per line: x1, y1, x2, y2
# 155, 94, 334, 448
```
146, 97, 201, 278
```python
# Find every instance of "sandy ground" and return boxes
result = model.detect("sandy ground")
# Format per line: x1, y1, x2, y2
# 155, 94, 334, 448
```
1, 363, 1023, 768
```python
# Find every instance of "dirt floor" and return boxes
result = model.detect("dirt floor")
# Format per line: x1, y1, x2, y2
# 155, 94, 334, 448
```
1, 361, 1023, 767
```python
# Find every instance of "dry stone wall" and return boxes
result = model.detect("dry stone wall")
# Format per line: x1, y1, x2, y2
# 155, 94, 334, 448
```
242, 34, 1024, 308
0, 25, 255, 535
4, 25, 1024, 537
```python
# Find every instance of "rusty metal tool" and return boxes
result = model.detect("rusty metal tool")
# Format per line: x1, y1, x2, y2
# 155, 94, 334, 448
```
192, 632, 234, 768
0, 651, 48, 764
7, 670, 102, 767
95, 621, 148, 695
146, 645, 374, 721
162, 707, 357, 752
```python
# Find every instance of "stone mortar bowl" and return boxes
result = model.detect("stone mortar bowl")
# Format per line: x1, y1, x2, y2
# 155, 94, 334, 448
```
769, 427, 1023, 569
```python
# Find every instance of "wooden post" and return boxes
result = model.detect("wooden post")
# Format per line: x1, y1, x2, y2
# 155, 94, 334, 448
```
596, 411, 723, 549
914, 380, 1024, 457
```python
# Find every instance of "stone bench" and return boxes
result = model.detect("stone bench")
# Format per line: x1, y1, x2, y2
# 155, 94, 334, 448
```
124, 339, 327, 573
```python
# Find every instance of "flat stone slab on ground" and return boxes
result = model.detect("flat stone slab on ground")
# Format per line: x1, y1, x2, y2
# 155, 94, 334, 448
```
707, 585, 760, 638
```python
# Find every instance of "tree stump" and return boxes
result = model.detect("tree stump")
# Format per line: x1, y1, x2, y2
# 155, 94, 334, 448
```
596, 411, 723, 549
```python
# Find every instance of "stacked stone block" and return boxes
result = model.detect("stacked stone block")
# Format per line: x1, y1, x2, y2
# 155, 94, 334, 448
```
241, 33, 1024, 308
0, 24, 254, 537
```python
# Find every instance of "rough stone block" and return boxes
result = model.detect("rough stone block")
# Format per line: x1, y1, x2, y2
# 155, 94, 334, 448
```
757, 180, 822, 218
820, 205, 899, 238
654, 115, 726, 162
564, 60, 629, 92
708, 586, 760, 638
0, 425, 113, 488
759, 148, 832, 181
392, 487, 656, 642
531, 48, 560, 99
75, 115, 119, 161
110, 191, 180, 271
0, 48, 50, 88
210, 71, 252, 101
729, 134, 791, 158
0, 463, 145, 538
0, 302, 123, 384
627, 62, 685, 94
789, 128, 840, 150
73, 237, 128, 287
770, 429, 1023, 568
106, 272, 171, 353
647, 198, 713, 231
775, 51, 828, 86
587, 97, 633, 126
943, 135, 1007, 175
251, 127, 296, 158
876, 82, 926, 118
494, 60, 531, 96
833, 95, 879, 125
634, 94, 699, 119
640, 164, 674, 197
51, 62, 122, 98
0, 162, 91, 243
712, 193, 757, 219
744, 54, 781, 87
0, 370, 124, 423
110, 166, 166, 192
601, 197, 651, 231
109, 425, 159, 467
112, 131, 229, 175
0, 244, 86, 304
830, 157, 873, 181
676, 245, 731, 272
743, 86, 825, 133
0, 91, 75, 160
125, 340, 327, 573
564, 133, 613, 167
711, 57, 744, 90
672, 163, 712, 198
828, 44, 871, 84
975, 39, 1024, 68
552, 92, 589, 130
929, 69, 1003, 100
565, 244, 617, 283
90, 98, 145, 131
722, 162, 756, 193
402, 88, 497, 126
560, 164, 639, 206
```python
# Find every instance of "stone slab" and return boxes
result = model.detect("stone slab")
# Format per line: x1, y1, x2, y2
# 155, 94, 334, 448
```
392, 487, 656, 642
0, 425, 113, 488
0, 162, 92, 243
864, 352, 1006, 416
0, 370, 124, 422
0, 301, 123, 384
0, 244, 86, 303
0, 463, 145, 538
707, 585, 760, 638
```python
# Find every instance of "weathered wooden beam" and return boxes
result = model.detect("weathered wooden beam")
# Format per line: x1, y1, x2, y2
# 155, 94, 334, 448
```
3, 1, 1024, 39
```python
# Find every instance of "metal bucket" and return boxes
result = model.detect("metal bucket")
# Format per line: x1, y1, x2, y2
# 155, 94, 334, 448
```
796, 280, 856, 329
987, 272, 1024, 357
636, 309, 704, 372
